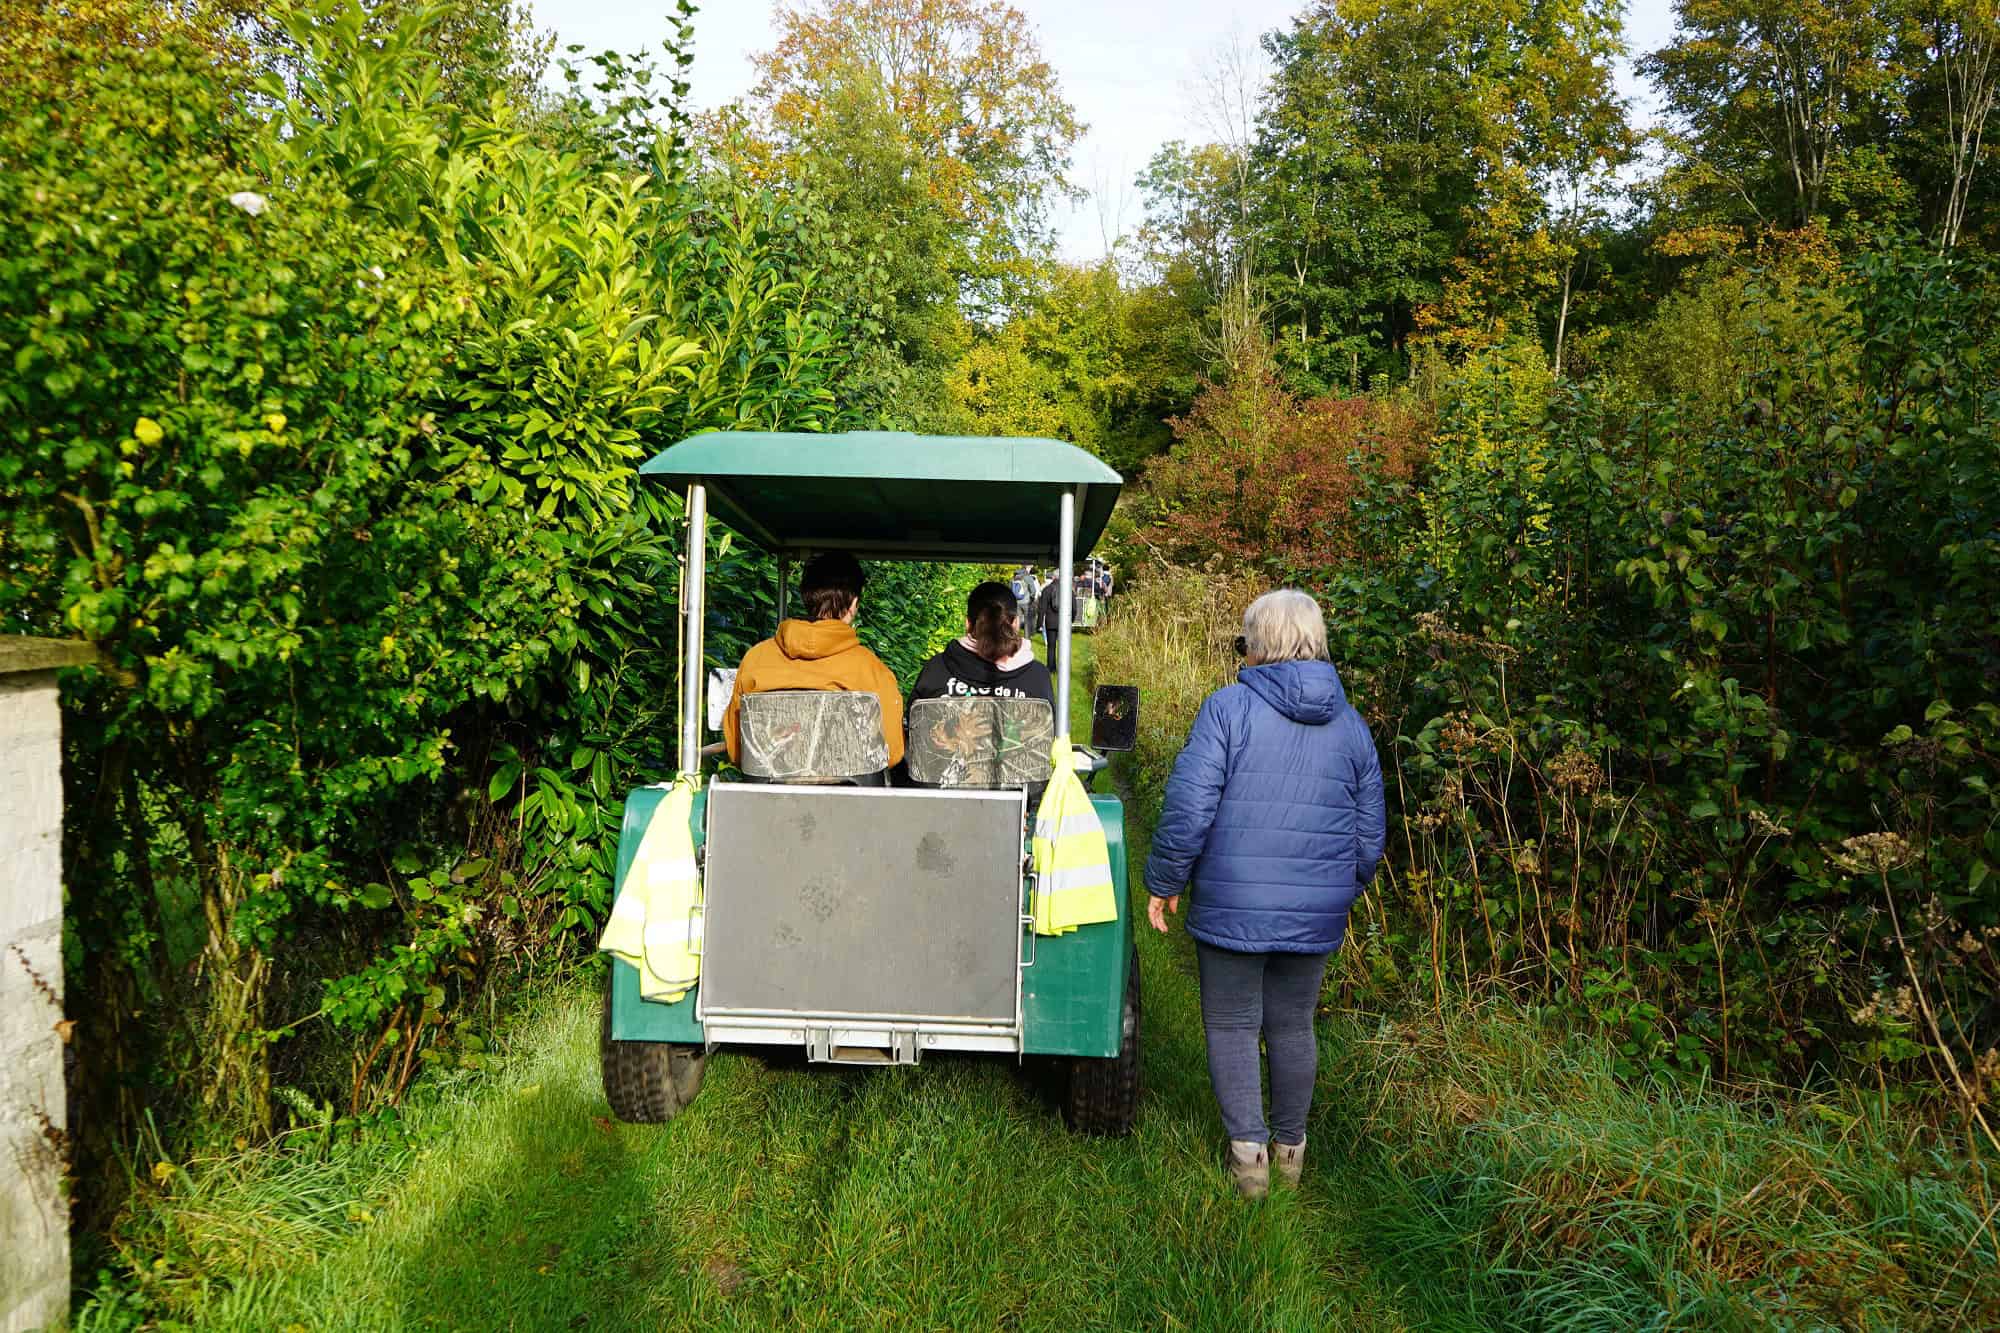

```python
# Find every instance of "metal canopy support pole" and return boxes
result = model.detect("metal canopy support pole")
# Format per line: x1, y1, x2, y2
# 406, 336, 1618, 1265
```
679, 484, 708, 777
776, 553, 791, 627
1054, 487, 1075, 740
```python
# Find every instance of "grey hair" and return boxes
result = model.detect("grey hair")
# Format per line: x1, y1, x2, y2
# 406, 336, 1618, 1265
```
1242, 589, 1329, 665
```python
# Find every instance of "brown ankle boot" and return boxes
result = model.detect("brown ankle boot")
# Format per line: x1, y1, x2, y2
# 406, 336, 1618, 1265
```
1273, 1138, 1306, 1187
1227, 1140, 1269, 1199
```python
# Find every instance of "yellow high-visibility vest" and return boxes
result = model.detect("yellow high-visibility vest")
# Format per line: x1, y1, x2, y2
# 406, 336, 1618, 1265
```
598, 777, 704, 1002
1031, 737, 1119, 935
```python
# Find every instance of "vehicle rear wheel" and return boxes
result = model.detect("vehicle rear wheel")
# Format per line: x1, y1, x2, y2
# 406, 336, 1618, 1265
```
1062, 945, 1142, 1136
600, 970, 706, 1123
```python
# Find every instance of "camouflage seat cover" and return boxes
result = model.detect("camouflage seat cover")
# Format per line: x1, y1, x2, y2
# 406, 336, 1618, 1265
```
906, 697, 1054, 789
738, 691, 888, 782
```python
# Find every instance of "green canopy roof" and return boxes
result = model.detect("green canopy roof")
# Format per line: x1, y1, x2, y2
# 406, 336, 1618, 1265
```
639, 431, 1122, 563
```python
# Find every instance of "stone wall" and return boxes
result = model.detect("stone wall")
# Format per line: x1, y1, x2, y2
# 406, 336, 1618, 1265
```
1, 649, 81, 1333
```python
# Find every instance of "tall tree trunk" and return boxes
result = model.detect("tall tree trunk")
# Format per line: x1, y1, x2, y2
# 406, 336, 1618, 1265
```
1933, 9, 2000, 252
186, 819, 274, 1135
1554, 261, 1575, 380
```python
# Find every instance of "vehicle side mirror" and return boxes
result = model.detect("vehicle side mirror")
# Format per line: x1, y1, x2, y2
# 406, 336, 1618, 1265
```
1090, 685, 1139, 752
706, 667, 738, 731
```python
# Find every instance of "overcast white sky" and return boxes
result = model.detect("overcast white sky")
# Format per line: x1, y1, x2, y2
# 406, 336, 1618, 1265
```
528, 0, 1681, 261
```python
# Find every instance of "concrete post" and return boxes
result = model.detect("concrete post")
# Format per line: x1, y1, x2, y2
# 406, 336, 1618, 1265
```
2, 636, 95, 1333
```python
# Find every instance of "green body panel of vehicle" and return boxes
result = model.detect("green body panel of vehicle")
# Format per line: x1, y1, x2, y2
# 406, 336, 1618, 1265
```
609, 785, 1131, 1057
638, 431, 1121, 563
1018, 793, 1131, 1058
607, 784, 706, 1044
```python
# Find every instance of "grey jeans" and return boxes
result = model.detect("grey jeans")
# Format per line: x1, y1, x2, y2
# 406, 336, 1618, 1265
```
1193, 941, 1331, 1146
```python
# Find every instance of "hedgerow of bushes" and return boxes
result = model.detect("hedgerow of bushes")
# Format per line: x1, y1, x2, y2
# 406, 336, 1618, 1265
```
1115, 241, 2000, 1098
0, 0, 966, 1209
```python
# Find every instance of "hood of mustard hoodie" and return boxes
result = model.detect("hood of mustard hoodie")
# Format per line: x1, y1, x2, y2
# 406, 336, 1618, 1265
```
774, 618, 865, 661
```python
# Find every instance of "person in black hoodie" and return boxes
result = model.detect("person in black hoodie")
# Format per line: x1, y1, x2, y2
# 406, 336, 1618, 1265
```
911, 580, 1056, 709
1036, 573, 1062, 660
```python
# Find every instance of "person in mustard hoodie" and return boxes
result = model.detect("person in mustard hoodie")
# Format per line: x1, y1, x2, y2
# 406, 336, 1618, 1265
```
722, 551, 905, 770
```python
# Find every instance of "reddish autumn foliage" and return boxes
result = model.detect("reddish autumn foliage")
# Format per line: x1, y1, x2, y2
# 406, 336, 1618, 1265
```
1131, 368, 1429, 570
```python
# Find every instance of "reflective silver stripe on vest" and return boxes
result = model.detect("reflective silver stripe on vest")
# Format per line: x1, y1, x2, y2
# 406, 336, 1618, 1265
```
1034, 812, 1104, 841
1039, 864, 1116, 892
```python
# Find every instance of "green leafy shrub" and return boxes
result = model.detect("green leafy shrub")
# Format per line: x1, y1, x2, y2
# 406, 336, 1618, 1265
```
1114, 241, 2000, 1092
0, 0, 967, 1180
2, 0, 482, 1135
1384, 245, 1997, 1085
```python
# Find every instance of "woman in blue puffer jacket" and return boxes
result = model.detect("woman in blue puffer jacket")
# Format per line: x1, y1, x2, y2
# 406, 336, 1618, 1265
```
1145, 589, 1385, 1198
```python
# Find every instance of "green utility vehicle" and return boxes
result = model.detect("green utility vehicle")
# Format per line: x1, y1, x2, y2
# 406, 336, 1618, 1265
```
602, 432, 1142, 1134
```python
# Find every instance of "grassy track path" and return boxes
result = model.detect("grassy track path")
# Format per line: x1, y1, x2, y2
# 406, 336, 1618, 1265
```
160, 637, 1486, 1332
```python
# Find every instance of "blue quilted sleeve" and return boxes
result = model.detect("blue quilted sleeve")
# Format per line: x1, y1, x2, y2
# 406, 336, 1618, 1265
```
1352, 714, 1386, 887
1145, 691, 1233, 896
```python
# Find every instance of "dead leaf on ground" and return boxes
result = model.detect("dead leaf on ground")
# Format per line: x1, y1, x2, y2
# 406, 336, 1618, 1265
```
702, 1255, 746, 1297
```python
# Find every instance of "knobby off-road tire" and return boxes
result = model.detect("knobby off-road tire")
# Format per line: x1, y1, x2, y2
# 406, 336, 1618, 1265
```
600, 970, 706, 1124
1063, 945, 1142, 1136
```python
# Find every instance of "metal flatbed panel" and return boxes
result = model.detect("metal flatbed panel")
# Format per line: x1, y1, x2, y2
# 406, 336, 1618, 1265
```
699, 784, 1026, 1024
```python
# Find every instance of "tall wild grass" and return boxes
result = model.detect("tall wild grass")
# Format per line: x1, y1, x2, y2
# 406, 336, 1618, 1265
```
1091, 563, 1259, 832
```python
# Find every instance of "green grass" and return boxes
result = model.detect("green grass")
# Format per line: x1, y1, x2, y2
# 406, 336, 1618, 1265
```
87, 946, 2000, 1331
1031, 628, 1098, 738
85, 945, 1441, 1330
78, 627, 1999, 1331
